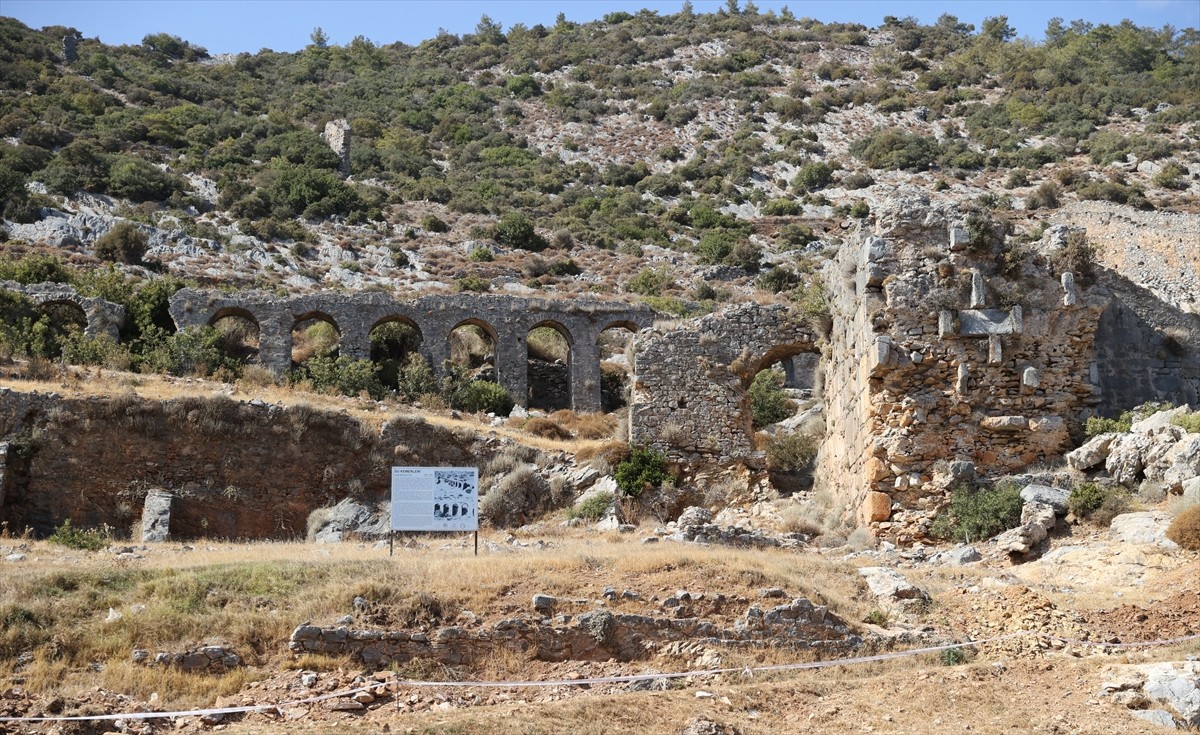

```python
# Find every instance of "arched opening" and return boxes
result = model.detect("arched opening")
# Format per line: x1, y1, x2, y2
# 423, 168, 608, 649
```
369, 316, 423, 392
209, 308, 260, 364
750, 348, 825, 496
526, 322, 572, 412
35, 300, 88, 359
449, 320, 496, 379
291, 312, 341, 368
598, 322, 639, 413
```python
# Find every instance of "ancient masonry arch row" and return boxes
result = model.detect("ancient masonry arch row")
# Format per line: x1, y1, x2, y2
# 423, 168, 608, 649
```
168, 289, 657, 413
0, 280, 125, 341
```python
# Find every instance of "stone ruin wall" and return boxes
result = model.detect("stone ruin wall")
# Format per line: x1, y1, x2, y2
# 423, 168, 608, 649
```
629, 303, 819, 464
821, 199, 1111, 541
628, 197, 1200, 542
323, 119, 351, 178
0, 389, 497, 538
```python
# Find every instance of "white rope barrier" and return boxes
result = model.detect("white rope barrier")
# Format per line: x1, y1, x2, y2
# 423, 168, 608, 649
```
3, 630, 1197, 724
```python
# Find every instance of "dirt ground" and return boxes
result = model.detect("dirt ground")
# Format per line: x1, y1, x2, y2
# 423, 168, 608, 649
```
1, 525, 1197, 735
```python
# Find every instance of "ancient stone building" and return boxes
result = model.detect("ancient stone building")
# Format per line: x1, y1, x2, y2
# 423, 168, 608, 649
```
1, 280, 124, 340
627, 194, 1200, 540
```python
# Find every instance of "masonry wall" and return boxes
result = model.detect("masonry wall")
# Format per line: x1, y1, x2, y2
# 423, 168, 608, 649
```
629, 303, 819, 464
817, 195, 1112, 541
1093, 272, 1200, 414
0, 389, 493, 538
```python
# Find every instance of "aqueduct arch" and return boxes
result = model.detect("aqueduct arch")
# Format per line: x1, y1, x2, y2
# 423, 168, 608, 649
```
168, 290, 656, 412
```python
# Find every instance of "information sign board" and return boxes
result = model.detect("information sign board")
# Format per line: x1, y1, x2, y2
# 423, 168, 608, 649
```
390, 467, 479, 532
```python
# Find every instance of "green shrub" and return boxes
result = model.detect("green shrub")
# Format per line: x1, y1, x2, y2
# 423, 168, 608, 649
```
1166, 505, 1200, 551
765, 431, 819, 473
395, 354, 436, 401
625, 267, 670, 296
468, 245, 494, 262
454, 380, 514, 416
1066, 482, 1107, 518
939, 647, 970, 666
296, 355, 385, 400
421, 215, 449, 232
614, 445, 671, 498
94, 222, 148, 265
761, 198, 803, 216
1170, 412, 1200, 434
567, 491, 614, 521
47, 518, 110, 551
931, 482, 1024, 543
456, 275, 491, 293
495, 211, 546, 251
1085, 416, 1131, 437
792, 162, 833, 192
749, 369, 795, 429
864, 609, 889, 626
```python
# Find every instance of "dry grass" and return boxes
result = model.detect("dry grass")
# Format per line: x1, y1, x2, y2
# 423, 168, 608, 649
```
0, 537, 876, 712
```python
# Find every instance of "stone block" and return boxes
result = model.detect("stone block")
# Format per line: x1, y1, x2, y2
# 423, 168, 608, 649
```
861, 491, 891, 523
140, 490, 173, 542
1020, 485, 1069, 513
988, 335, 1003, 365
938, 311, 955, 339
970, 270, 986, 309
1022, 367, 1041, 389
980, 416, 1026, 432
958, 309, 1019, 337
1061, 272, 1078, 307
949, 225, 971, 251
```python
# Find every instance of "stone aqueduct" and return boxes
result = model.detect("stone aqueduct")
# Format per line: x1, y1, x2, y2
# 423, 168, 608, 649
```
168, 289, 657, 413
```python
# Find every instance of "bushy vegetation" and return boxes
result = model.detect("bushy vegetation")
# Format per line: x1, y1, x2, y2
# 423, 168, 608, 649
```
931, 481, 1024, 542
1067, 482, 1131, 525
47, 518, 110, 551
566, 491, 614, 521
614, 444, 672, 498
749, 368, 795, 428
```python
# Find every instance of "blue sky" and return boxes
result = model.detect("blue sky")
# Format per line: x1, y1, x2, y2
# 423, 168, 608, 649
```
4, 1, 1197, 54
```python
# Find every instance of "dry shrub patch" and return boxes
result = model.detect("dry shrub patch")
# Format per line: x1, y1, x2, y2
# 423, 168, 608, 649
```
1167, 505, 1200, 550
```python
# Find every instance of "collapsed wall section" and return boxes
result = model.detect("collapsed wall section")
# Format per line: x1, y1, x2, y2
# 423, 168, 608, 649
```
818, 195, 1111, 541
629, 303, 820, 464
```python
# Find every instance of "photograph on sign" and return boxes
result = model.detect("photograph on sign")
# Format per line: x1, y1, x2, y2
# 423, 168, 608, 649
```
391, 467, 478, 531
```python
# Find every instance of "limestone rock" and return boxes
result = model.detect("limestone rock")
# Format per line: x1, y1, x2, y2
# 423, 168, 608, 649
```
677, 506, 713, 527
932, 545, 981, 565
1130, 709, 1178, 728
309, 498, 388, 543
1067, 433, 1116, 471
1143, 662, 1200, 726
857, 567, 929, 606
1019, 485, 1070, 514
994, 501, 1056, 556
1162, 436, 1200, 491
140, 490, 173, 542
861, 491, 892, 523
1109, 512, 1179, 549
1106, 434, 1153, 486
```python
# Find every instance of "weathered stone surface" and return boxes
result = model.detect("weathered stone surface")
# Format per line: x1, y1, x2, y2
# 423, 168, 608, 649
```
861, 491, 891, 523
857, 567, 928, 604
309, 497, 388, 543
1019, 485, 1070, 513
323, 119, 351, 178
677, 506, 713, 526
958, 309, 1020, 337
140, 490, 173, 542
931, 545, 981, 565
1109, 512, 1179, 549
980, 416, 1026, 432
994, 502, 1056, 556
1067, 433, 1117, 471
1, 280, 125, 341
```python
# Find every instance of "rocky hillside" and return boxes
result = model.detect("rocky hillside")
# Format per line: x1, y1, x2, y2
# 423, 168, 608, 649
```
0, 9, 1197, 313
